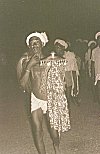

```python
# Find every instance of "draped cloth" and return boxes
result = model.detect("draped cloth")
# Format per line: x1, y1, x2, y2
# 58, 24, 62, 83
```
17, 54, 71, 136
40, 60, 71, 136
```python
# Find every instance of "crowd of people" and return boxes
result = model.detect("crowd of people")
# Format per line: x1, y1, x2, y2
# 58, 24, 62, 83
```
17, 31, 100, 154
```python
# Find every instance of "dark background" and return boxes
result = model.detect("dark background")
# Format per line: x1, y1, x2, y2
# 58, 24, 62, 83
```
0, 0, 100, 77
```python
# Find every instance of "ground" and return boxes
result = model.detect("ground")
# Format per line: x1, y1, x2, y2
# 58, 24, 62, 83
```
0, 75, 100, 154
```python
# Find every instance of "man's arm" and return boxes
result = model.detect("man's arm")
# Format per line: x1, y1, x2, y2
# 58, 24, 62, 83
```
91, 61, 95, 83
71, 55, 79, 96
20, 69, 31, 88
91, 49, 95, 83
17, 54, 39, 89
17, 55, 31, 89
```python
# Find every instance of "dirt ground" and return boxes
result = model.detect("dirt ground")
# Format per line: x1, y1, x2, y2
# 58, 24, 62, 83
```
0, 76, 100, 154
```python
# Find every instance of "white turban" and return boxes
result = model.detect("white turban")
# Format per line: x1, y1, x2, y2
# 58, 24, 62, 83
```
83, 40, 88, 43
54, 39, 68, 49
26, 32, 49, 46
88, 40, 96, 47
76, 38, 82, 42
95, 32, 100, 40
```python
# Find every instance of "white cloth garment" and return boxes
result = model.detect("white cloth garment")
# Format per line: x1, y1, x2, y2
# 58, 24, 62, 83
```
31, 93, 47, 114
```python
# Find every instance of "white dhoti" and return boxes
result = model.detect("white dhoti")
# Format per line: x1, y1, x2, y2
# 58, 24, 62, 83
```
31, 93, 47, 114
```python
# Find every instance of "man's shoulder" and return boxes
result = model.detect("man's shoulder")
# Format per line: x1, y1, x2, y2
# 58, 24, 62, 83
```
92, 46, 100, 52
92, 47, 100, 58
65, 51, 75, 60
18, 52, 28, 61
65, 51, 75, 56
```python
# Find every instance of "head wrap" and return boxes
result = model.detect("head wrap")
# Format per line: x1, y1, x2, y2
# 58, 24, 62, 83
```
83, 40, 88, 43
88, 40, 96, 47
26, 32, 49, 46
54, 39, 68, 49
95, 32, 100, 40
76, 38, 83, 42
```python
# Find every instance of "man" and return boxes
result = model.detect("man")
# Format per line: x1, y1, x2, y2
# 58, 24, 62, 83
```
84, 40, 97, 100
17, 32, 70, 154
54, 39, 79, 103
85, 40, 96, 78
91, 32, 100, 104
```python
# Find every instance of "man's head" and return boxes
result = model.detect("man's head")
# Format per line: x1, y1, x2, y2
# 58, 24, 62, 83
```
28, 36, 43, 55
95, 32, 100, 46
26, 32, 49, 54
54, 39, 68, 57
88, 40, 96, 50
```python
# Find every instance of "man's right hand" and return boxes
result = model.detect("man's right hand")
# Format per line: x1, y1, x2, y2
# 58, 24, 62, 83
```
27, 54, 40, 70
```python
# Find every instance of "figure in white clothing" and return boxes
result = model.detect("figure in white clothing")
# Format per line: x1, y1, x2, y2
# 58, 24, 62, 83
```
91, 32, 100, 104
85, 40, 96, 77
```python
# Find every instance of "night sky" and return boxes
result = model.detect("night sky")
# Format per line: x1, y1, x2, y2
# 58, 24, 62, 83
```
0, 0, 100, 66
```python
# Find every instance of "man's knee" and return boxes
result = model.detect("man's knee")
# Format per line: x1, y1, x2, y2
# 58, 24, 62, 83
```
32, 124, 44, 141
31, 109, 43, 132
34, 128, 43, 137
50, 130, 60, 145
65, 86, 72, 102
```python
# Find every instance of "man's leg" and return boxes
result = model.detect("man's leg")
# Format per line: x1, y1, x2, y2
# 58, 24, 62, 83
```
31, 108, 46, 154
24, 92, 31, 119
65, 85, 72, 103
45, 112, 61, 154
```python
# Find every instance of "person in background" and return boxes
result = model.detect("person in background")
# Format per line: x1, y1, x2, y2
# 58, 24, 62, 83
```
85, 40, 96, 78
54, 39, 79, 104
91, 32, 100, 104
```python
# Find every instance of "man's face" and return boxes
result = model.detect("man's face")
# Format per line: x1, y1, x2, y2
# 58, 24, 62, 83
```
90, 43, 96, 50
29, 36, 43, 55
55, 42, 65, 56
